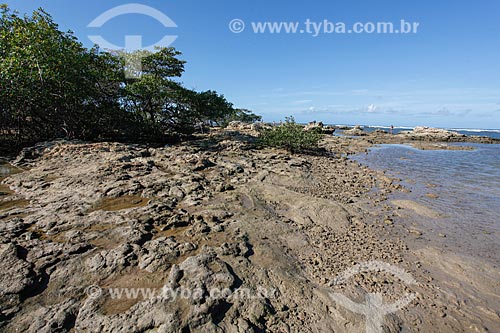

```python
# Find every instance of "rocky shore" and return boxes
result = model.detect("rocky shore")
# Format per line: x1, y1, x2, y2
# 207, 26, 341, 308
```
0, 130, 498, 332
341, 125, 500, 147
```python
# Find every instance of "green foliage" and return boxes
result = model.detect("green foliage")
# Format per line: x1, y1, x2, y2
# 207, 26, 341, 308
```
259, 117, 322, 152
119, 51, 235, 134
227, 108, 262, 125
190, 90, 235, 127
120, 49, 186, 135
0, 5, 260, 151
0, 6, 124, 142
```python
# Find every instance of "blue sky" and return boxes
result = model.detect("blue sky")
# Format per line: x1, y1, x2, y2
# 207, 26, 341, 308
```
6, 0, 500, 128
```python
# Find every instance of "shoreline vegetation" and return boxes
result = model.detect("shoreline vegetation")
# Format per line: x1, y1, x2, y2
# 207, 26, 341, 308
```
2, 6, 497, 157
0, 6, 261, 156
1, 5, 499, 333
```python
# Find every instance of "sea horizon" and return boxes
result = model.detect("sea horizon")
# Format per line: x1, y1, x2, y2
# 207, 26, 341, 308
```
326, 124, 500, 139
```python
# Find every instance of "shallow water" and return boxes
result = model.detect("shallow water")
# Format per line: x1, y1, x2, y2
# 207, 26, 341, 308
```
352, 143, 500, 262
0, 162, 21, 179
89, 195, 150, 212
0, 161, 28, 215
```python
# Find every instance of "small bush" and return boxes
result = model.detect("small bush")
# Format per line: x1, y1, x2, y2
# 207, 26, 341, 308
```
259, 117, 323, 152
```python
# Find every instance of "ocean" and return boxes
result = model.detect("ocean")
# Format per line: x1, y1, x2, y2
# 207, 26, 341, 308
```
335, 125, 500, 140
351, 142, 500, 264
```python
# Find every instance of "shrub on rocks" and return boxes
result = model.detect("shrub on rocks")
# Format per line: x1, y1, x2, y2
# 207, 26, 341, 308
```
258, 117, 323, 152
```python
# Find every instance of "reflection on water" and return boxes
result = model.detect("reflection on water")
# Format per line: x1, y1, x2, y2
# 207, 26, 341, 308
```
0, 161, 28, 215
89, 195, 150, 212
0, 162, 22, 179
0, 198, 29, 211
352, 143, 500, 262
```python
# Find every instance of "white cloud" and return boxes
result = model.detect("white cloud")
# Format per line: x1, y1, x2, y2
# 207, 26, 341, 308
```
367, 104, 378, 113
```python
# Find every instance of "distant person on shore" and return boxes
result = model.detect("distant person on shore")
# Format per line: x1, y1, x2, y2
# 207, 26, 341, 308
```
390, 125, 394, 135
